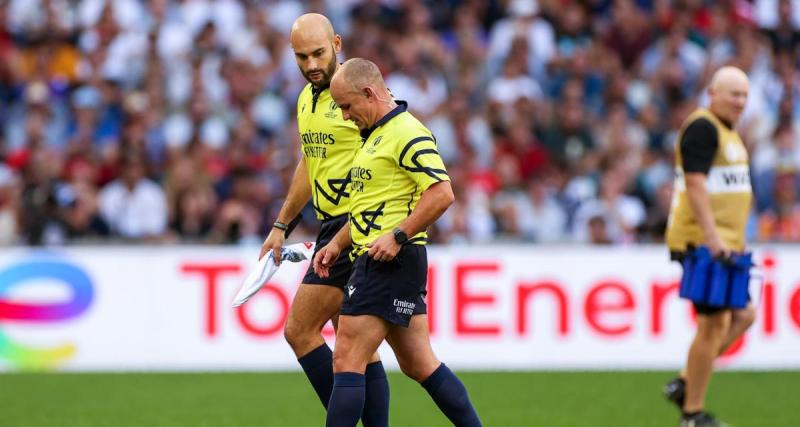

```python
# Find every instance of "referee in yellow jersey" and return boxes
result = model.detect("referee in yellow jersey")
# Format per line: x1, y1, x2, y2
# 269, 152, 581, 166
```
663, 66, 756, 427
314, 58, 482, 427
258, 14, 388, 425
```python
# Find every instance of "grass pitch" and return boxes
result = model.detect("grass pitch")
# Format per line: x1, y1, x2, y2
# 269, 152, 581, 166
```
0, 371, 795, 426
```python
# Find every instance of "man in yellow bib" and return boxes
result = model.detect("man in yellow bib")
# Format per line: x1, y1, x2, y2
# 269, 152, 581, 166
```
258, 14, 388, 425
663, 66, 756, 427
314, 58, 482, 427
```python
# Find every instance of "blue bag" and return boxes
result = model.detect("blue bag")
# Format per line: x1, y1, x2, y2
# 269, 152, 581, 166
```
678, 246, 753, 308
728, 253, 752, 309
688, 246, 713, 303
679, 251, 695, 299
707, 261, 730, 307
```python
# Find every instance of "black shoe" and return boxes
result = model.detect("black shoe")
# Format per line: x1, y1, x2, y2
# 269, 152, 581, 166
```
663, 377, 686, 409
679, 412, 729, 427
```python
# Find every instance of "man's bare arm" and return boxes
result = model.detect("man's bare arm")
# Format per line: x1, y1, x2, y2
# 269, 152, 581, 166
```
259, 157, 312, 263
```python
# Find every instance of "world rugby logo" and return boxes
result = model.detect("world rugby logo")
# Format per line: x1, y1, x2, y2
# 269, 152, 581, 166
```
326, 101, 339, 118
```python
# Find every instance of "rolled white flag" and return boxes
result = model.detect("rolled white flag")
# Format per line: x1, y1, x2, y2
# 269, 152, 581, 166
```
233, 242, 315, 307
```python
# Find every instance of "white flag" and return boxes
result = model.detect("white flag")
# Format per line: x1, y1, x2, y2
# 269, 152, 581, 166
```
233, 242, 315, 307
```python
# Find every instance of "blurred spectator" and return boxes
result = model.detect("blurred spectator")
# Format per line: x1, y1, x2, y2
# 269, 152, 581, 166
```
758, 169, 800, 241
752, 124, 800, 210
602, 0, 653, 71
494, 172, 566, 243
0, 166, 20, 245
539, 84, 596, 170
756, 0, 800, 30
495, 117, 549, 181
573, 160, 645, 244
427, 92, 494, 169
385, 36, 449, 120
98, 152, 167, 240
587, 215, 613, 245
210, 169, 265, 245
170, 183, 216, 241
487, 0, 555, 83
763, 0, 800, 54
639, 180, 673, 243
19, 149, 65, 245
640, 19, 707, 101
58, 154, 110, 241
487, 37, 543, 113
594, 102, 648, 171
435, 170, 495, 244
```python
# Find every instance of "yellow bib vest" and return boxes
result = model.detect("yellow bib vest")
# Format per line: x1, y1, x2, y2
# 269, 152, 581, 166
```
666, 108, 752, 252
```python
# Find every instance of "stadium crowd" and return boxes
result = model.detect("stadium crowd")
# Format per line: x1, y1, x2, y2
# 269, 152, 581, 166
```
0, 0, 798, 246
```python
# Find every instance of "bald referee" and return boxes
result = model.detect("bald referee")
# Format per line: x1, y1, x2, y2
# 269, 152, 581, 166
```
663, 66, 756, 427
259, 14, 389, 425
314, 58, 482, 427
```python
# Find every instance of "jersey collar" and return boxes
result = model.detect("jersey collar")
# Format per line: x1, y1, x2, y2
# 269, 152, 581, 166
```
360, 101, 408, 140
311, 84, 329, 113
311, 83, 329, 96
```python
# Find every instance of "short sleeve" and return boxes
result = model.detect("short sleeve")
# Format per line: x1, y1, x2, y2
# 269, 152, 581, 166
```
680, 118, 718, 174
397, 135, 450, 191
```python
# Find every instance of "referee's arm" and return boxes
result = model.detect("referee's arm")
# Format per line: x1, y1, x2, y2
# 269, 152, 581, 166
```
367, 181, 454, 261
260, 156, 312, 262
396, 181, 454, 237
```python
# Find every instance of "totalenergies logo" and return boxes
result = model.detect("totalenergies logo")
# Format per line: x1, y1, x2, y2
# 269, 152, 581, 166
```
0, 259, 94, 370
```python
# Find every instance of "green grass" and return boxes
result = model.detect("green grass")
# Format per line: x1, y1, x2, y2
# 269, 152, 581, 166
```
0, 371, 796, 426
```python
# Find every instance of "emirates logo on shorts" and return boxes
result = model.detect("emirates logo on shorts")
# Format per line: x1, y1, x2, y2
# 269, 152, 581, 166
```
393, 299, 415, 315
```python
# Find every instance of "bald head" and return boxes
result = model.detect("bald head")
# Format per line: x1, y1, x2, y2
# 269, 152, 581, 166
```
330, 58, 395, 130
290, 14, 340, 87
291, 13, 334, 43
336, 58, 388, 93
708, 66, 749, 125
710, 66, 749, 93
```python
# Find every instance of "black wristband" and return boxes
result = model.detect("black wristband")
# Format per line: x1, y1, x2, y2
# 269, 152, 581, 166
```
273, 221, 289, 231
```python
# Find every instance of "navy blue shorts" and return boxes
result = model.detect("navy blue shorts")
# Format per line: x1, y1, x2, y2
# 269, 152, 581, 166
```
340, 244, 428, 327
302, 215, 353, 288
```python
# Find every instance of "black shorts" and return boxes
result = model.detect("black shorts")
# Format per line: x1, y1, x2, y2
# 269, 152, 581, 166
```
693, 303, 731, 315
340, 244, 428, 327
693, 297, 752, 315
301, 215, 353, 288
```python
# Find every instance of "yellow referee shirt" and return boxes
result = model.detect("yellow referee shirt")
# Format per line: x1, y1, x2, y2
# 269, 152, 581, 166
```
297, 83, 362, 219
348, 103, 449, 256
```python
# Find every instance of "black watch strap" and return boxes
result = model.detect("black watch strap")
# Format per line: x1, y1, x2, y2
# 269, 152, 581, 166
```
393, 227, 408, 244
274, 214, 302, 238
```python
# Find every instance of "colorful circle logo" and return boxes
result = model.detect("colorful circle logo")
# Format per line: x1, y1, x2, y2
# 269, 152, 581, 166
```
0, 259, 94, 371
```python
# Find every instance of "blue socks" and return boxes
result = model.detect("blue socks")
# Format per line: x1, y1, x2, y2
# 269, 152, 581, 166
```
362, 361, 390, 426
298, 345, 390, 427
421, 363, 482, 427
326, 372, 365, 427
297, 344, 335, 408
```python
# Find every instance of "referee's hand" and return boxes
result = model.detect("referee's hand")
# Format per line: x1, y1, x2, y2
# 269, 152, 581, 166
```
314, 243, 341, 278
259, 228, 285, 265
706, 235, 730, 260
367, 233, 401, 262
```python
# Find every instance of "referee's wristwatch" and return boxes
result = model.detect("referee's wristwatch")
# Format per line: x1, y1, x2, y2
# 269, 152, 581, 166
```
393, 227, 408, 245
